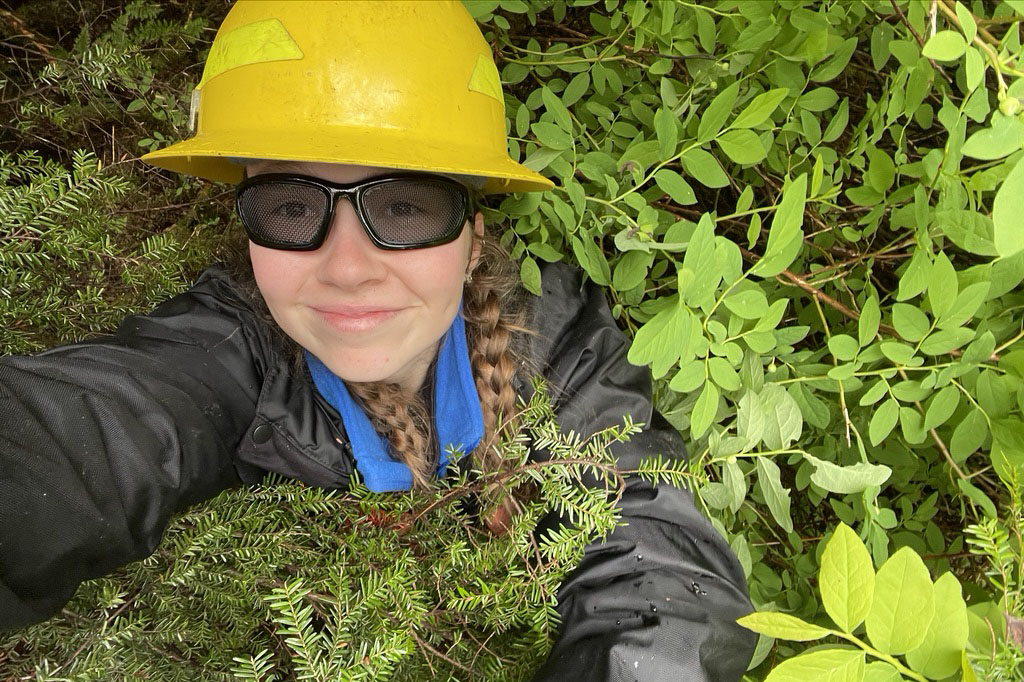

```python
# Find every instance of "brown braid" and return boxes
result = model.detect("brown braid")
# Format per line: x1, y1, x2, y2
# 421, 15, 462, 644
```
345, 381, 434, 489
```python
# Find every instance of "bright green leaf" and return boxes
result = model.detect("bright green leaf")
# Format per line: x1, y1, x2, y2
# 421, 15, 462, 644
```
892, 303, 931, 342
627, 297, 693, 377
922, 30, 967, 61
950, 408, 989, 463
905, 572, 969, 679
828, 334, 859, 362
804, 455, 892, 496
993, 156, 1024, 257
691, 380, 719, 438
654, 169, 697, 205
869, 399, 900, 446
820, 523, 875, 633
519, 256, 541, 295
760, 383, 803, 450
858, 297, 880, 347
736, 611, 830, 641
756, 457, 793, 533
924, 385, 961, 430
732, 88, 789, 129
697, 80, 740, 142
763, 649, 864, 682
654, 106, 678, 162
866, 547, 935, 655
682, 148, 730, 188
751, 174, 807, 278
716, 129, 767, 164
927, 251, 958, 319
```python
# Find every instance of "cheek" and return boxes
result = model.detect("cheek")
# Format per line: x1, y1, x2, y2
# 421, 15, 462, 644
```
249, 243, 302, 306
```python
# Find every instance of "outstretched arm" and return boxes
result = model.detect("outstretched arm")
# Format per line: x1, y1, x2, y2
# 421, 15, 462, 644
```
530, 262, 755, 682
0, 268, 266, 630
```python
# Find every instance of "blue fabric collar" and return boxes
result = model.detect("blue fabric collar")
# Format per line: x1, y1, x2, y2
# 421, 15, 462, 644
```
305, 310, 483, 492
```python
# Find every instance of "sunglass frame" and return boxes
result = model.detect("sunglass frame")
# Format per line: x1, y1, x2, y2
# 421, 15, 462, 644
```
235, 172, 473, 251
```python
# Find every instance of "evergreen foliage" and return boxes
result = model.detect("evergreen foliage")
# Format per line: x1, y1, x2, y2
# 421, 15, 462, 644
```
0, 385, 654, 680
2, 0, 1024, 680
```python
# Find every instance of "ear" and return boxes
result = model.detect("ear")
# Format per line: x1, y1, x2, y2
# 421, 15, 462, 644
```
468, 211, 484, 274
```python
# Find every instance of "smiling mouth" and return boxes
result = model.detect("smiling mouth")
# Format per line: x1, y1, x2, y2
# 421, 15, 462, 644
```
312, 306, 403, 333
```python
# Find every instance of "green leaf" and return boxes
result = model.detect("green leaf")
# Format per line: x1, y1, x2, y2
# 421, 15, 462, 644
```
993, 156, 1024, 257
897, 248, 931, 301
962, 112, 1024, 160
920, 328, 975, 355
708, 356, 741, 392
869, 399, 899, 446
732, 88, 789, 129
935, 209, 998, 257
669, 359, 706, 393
859, 379, 889, 407
865, 547, 935, 655
519, 256, 541, 295
627, 298, 693, 378
737, 390, 766, 449
751, 174, 807, 278
924, 385, 961, 431
922, 30, 967, 61
681, 213, 720, 307
927, 251, 958, 319
716, 129, 766, 164
950, 408, 989, 463
722, 458, 747, 513
858, 297, 880, 347
803, 454, 892, 496
654, 169, 697, 205
654, 107, 678, 162
736, 612, 830, 641
958, 477, 997, 518
863, 662, 902, 682
763, 649, 865, 682
905, 572, 969, 679
965, 46, 985, 91
531, 121, 573, 150
937, 281, 988, 329
540, 86, 573, 132
865, 148, 896, 193
955, 2, 978, 43
569, 233, 611, 286
756, 457, 793, 533
879, 341, 917, 365
697, 80, 739, 142
892, 303, 931, 342
612, 250, 651, 292
760, 384, 803, 450
828, 334, 859, 362
820, 523, 875, 633
681, 148, 730, 188
723, 288, 769, 319
691, 380, 719, 438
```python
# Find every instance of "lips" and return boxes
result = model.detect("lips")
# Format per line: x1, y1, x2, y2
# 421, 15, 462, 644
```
311, 304, 403, 333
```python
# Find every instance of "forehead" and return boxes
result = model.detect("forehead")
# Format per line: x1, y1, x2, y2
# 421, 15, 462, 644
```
246, 160, 390, 183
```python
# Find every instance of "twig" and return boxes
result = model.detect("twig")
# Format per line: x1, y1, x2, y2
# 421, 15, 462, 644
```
0, 9, 55, 64
888, 0, 953, 82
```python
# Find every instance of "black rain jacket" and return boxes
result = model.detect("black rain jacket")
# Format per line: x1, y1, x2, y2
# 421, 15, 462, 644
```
0, 261, 755, 680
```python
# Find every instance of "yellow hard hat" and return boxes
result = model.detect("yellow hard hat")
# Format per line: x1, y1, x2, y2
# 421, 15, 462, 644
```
141, 0, 553, 194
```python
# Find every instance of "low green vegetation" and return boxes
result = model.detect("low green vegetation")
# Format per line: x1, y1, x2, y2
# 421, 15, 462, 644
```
1, 1, 1023, 680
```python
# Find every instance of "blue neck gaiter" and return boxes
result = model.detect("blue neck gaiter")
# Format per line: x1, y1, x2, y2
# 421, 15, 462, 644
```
305, 310, 484, 492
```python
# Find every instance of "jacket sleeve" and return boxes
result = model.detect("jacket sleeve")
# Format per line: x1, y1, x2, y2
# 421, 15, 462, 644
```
0, 268, 267, 631
529, 263, 756, 682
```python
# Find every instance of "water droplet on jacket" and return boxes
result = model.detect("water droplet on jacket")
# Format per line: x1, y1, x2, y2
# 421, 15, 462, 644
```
650, 604, 658, 612
616, 619, 621, 626
634, 554, 643, 561
690, 581, 706, 596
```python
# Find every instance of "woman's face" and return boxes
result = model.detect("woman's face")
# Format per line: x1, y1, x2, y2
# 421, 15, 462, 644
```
246, 161, 481, 394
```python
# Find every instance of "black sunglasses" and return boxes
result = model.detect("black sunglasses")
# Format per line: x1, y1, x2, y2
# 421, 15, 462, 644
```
235, 173, 473, 251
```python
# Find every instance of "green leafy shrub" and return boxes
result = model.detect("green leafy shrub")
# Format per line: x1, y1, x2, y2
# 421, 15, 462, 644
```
2, 0, 1024, 680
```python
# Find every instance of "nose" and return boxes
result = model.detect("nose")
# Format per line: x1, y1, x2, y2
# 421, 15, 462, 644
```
315, 198, 388, 287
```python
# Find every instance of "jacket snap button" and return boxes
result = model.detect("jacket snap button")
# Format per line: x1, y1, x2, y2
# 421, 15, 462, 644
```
252, 424, 273, 444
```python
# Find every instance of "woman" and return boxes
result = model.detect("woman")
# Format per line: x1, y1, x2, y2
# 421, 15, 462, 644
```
0, 1, 755, 679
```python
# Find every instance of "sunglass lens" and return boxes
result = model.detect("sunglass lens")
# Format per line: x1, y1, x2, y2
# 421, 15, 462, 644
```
361, 180, 466, 247
238, 183, 328, 247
